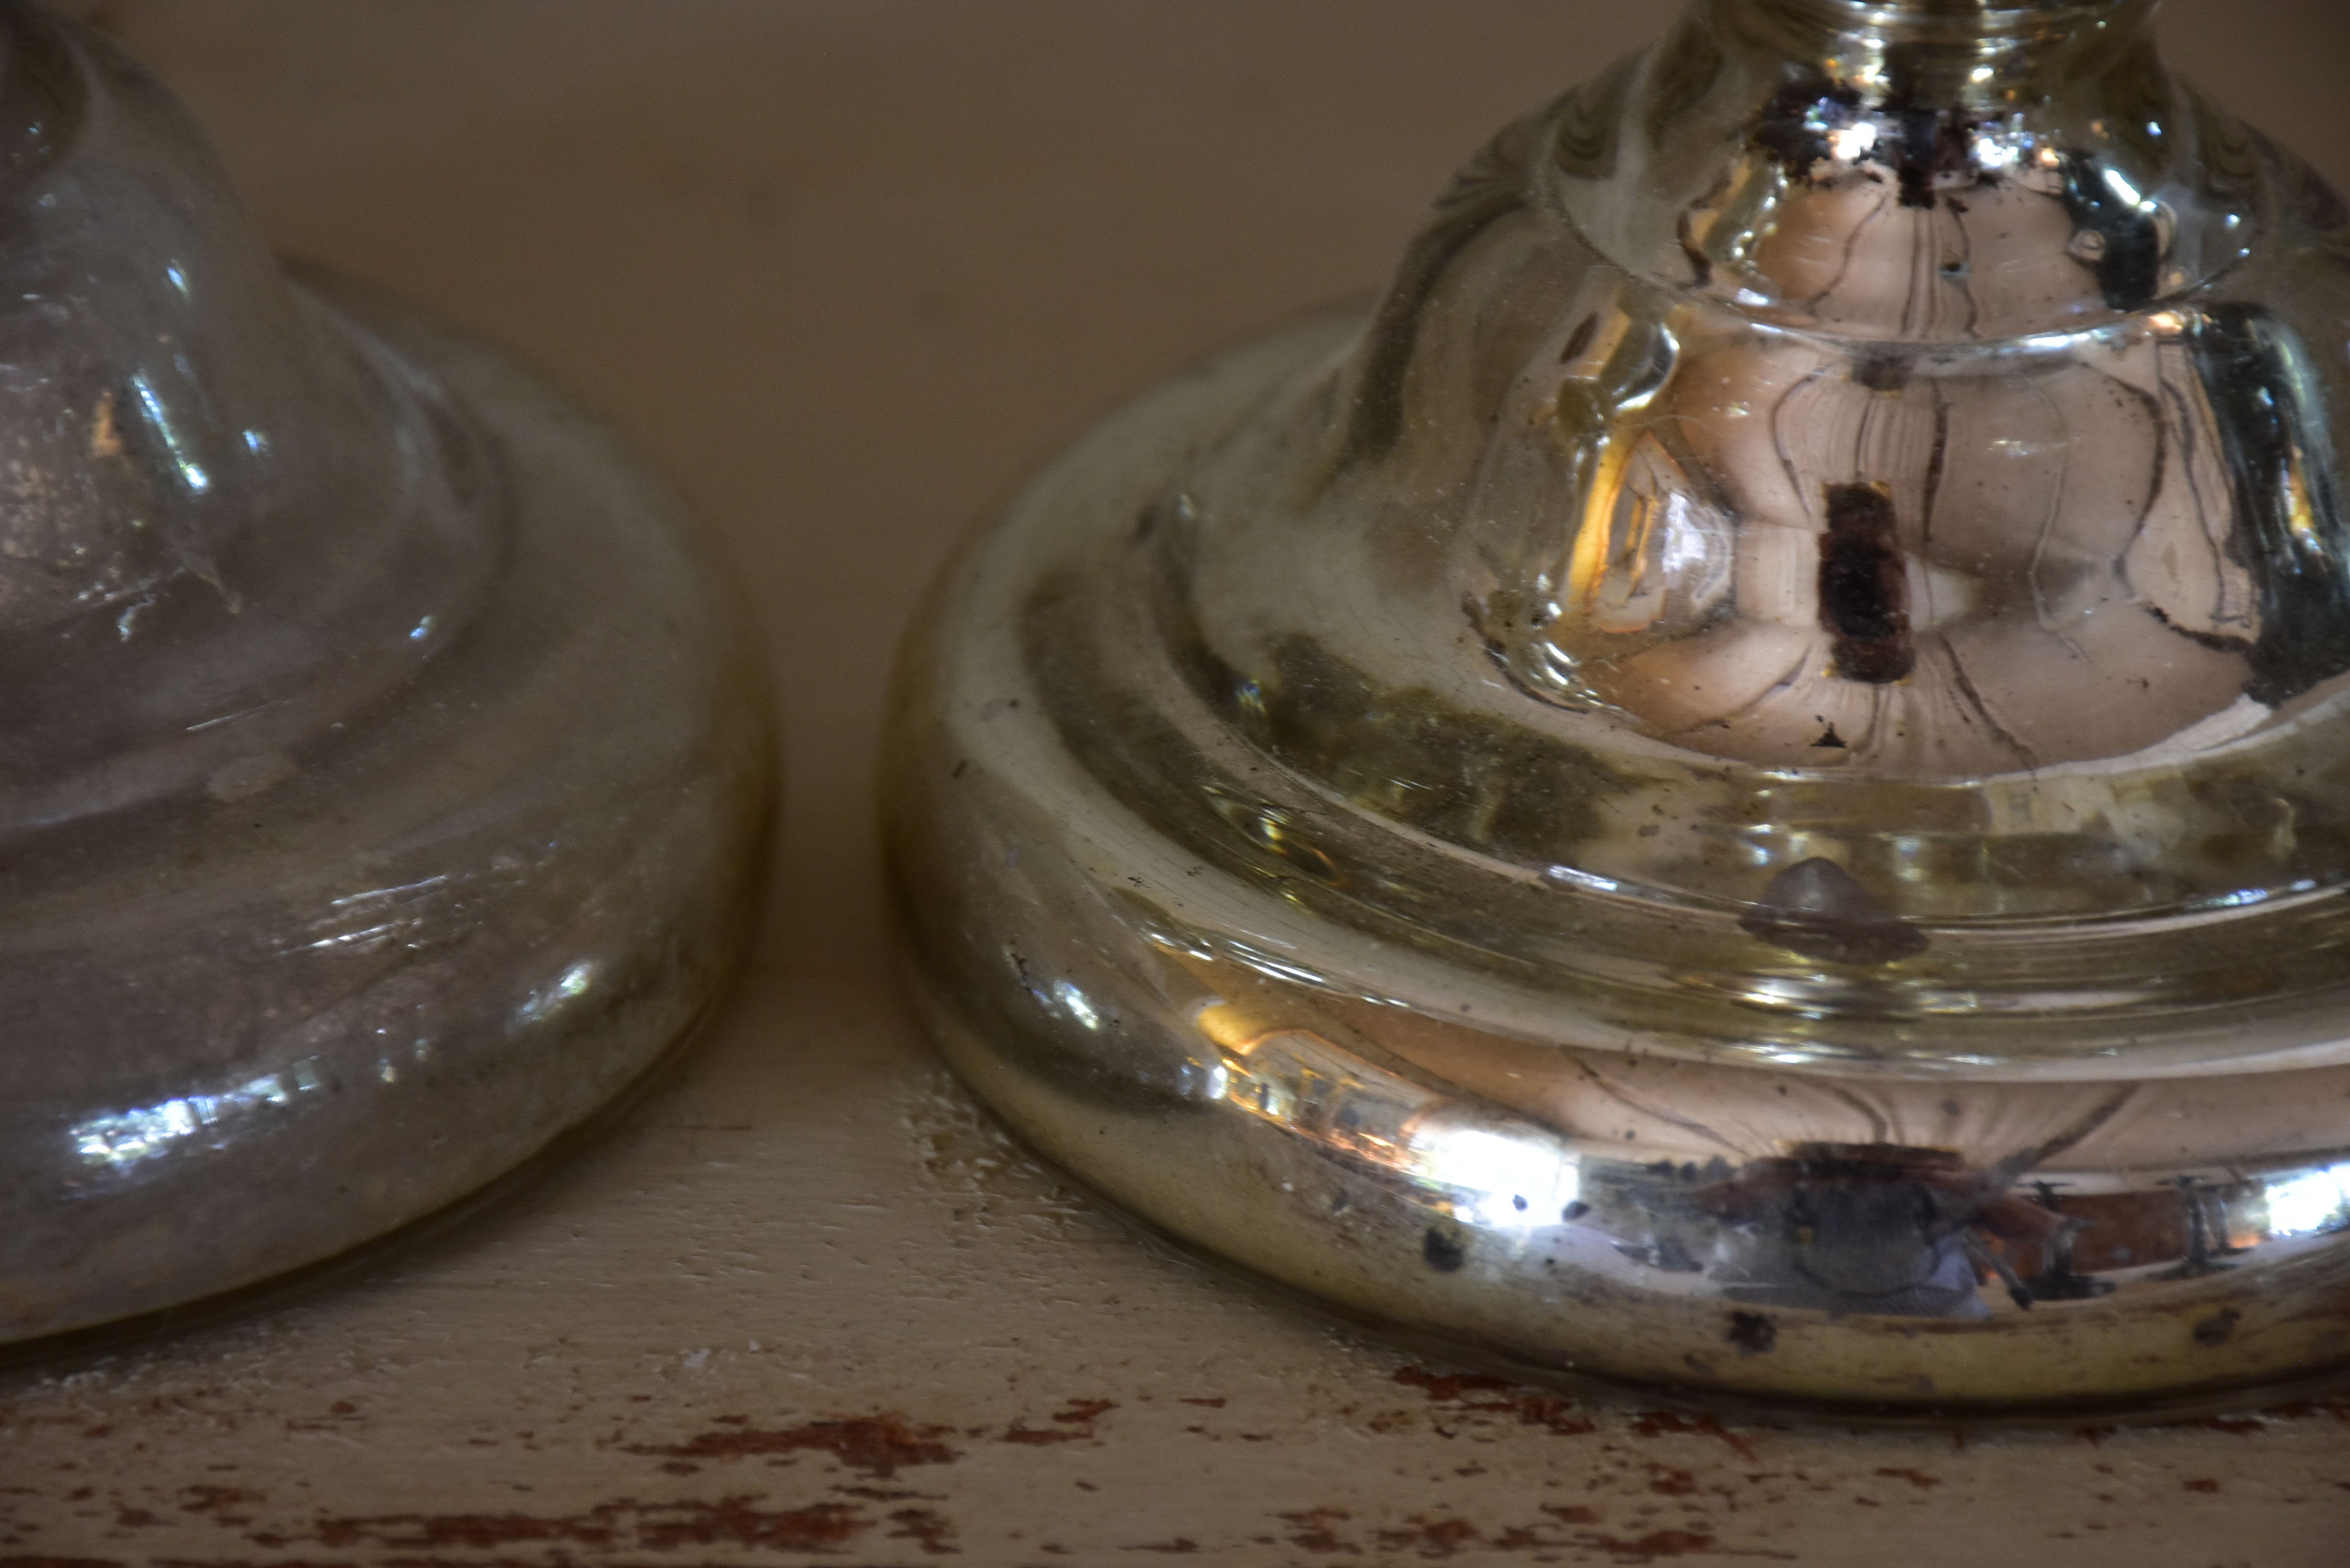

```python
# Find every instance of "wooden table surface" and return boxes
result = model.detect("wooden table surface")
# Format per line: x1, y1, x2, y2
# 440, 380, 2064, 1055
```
8, 3, 2350, 1563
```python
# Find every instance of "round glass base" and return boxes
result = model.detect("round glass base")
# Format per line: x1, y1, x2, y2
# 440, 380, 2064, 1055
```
2, 277, 773, 1346
886, 314, 2350, 1419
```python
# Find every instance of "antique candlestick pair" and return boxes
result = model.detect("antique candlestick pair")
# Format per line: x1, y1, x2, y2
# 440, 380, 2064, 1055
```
13, 0, 2350, 1421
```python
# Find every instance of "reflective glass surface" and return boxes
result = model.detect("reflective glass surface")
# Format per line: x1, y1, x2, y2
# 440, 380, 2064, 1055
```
1, 4, 772, 1345
888, 0, 2350, 1414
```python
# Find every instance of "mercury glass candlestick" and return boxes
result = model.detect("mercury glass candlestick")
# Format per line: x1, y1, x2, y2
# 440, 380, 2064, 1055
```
886, 0, 2350, 1415
0, 3, 772, 1345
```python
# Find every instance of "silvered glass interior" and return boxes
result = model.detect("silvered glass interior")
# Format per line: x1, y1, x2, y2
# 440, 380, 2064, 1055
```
888, 0, 2350, 1413
1, 4, 772, 1345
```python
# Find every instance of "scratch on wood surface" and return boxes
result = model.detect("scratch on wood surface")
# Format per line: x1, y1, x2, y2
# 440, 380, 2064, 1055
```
625, 1414, 958, 1476
1003, 1396, 1116, 1446
279, 1496, 870, 1553
1389, 1364, 1600, 1436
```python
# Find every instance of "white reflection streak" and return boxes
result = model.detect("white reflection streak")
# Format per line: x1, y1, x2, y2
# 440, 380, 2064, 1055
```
1205, 1017, 1579, 1231
1052, 980, 1100, 1030
72, 1056, 325, 1169
283, 874, 453, 956
290, 920, 404, 955
2264, 1162, 2350, 1238
1826, 122, 1877, 162
1407, 1119, 1581, 1232
1228, 946, 1326, 987
334, 874, 449, 907
1972, 134, 2020, 172
129, 368, 210, 495
513, 960, 597, 1026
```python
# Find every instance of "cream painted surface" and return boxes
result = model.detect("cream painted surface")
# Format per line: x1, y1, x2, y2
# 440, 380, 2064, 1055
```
3, 3, 2349, 1562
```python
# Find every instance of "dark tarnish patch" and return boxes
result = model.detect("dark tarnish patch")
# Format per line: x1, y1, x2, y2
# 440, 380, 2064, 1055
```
2056, 150, 2166, 309
305, 1497, 869, 1553
1879, 41, 1974, 211
1876, 1467, 1942, 1489
1752, 68, 1862, 178
1560, 313, 1598, 364
1126, 1539, 1202, 1554
1853, 350, 1910, 394
1756, 51, 1987, 213
2187, 306, 2350, 705
1726, 1311, 1778, 1356
1423, 1226, 1468, 1273
1023, 571, 1649, 1011
628, 1414, 958, 1476
2193, 1308, 2245, 1347
1819, 482, 1913, 683
1740, 857, 1928, 965
1243, 632, 1649, 866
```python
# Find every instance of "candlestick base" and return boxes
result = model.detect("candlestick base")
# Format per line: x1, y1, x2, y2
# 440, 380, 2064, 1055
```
887, 306, 2350, 1417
